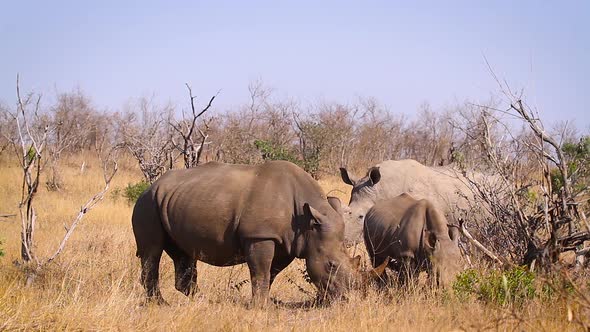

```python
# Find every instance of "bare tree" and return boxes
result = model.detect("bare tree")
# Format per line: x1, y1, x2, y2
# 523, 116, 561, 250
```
0, 102, 15, 156
353, 98, 406, 168
2, 76, 119, 283
7, 75, 49, 263
213, 80, 272, 165
123, 96, 175, 183
45, 89, 95, 190
453, 108, 540, 262
170, 84, 216, 168
508, 100, 589, 266
451, 63, 590, 269
45, 128, 119, 267
302, 102, 357, 174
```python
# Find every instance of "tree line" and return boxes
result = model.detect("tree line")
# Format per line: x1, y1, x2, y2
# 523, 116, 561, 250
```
1, 77, 589, 271
1, 80, 540, 184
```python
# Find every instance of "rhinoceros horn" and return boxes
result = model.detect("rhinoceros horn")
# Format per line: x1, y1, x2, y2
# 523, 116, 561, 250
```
353, 256, 389, 284
366, 256, 389, 280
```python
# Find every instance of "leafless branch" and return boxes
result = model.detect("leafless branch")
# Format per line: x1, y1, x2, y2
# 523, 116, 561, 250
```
170, 84, 218, 168
45, 150, 118, 265
454, 219, 505, 265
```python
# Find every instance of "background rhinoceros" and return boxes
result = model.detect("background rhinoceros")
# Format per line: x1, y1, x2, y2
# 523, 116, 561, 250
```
340, 159, 473, 244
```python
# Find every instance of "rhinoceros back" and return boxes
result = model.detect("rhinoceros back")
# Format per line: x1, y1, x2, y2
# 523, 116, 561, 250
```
133, 161, 326, 266
364, 193, 422, 261
374, 160, 471, 215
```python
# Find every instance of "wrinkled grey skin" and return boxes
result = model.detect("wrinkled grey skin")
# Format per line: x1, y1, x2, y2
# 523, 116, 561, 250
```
132, 160, 357, 306
340, 159, 471, 245
363, 193, 462, 287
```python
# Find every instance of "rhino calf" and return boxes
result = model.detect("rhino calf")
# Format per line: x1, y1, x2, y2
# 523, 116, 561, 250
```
363, 193, 462, 287
132, 160, 361, 306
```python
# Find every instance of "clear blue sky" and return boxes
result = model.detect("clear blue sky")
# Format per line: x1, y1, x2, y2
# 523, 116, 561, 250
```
1, 1, 588, 127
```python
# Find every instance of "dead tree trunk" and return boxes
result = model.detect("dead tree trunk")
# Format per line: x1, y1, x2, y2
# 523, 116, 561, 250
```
5, 76, 119, 284
170, 84, 216, 168
12, 75, 47, 263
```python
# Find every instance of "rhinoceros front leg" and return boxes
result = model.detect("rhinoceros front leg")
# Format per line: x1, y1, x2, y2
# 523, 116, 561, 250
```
244, 239, 275, 307
398, 257, 419, 288
270, 255, 294, 287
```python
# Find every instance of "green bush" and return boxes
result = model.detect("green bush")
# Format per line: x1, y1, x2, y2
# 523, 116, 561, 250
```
552, 136, 590, 193
0, 239, 4, 257
254, 140, 301, 164
253, 139, 322, 178
301, 153, 320, 179
453, 269, 480, 300
483, 267, 535, 305
123, 181, 150, 204
453, 266, 537, 306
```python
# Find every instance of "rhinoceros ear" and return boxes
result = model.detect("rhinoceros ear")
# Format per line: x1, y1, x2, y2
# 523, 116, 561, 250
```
327, 196, 343, 214
303, 203, 322, 227
340, 167, 356, 186
368, 166, 381, 185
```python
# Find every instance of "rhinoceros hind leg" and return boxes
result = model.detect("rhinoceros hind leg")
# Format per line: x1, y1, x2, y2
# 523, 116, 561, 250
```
166, 244, 198, 297
133, 193, 167, 304
140, 249, 165, 304
244, 239, 276, 308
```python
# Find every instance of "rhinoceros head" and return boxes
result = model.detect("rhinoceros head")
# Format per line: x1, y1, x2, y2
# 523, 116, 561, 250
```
425, 227, 462, 288
339, 166, 382, 245
301, 197, 363, 300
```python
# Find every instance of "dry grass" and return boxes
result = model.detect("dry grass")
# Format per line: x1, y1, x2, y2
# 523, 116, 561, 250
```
0, 154, 586, 331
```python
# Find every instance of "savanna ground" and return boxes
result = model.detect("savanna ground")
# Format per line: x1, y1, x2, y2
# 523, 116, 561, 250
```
0, 154, 587, 331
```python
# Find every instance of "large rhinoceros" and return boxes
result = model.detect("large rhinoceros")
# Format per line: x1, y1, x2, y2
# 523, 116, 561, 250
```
132, 160, 364, 306
340, 159, 472, 244
364, 193, 462, 287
